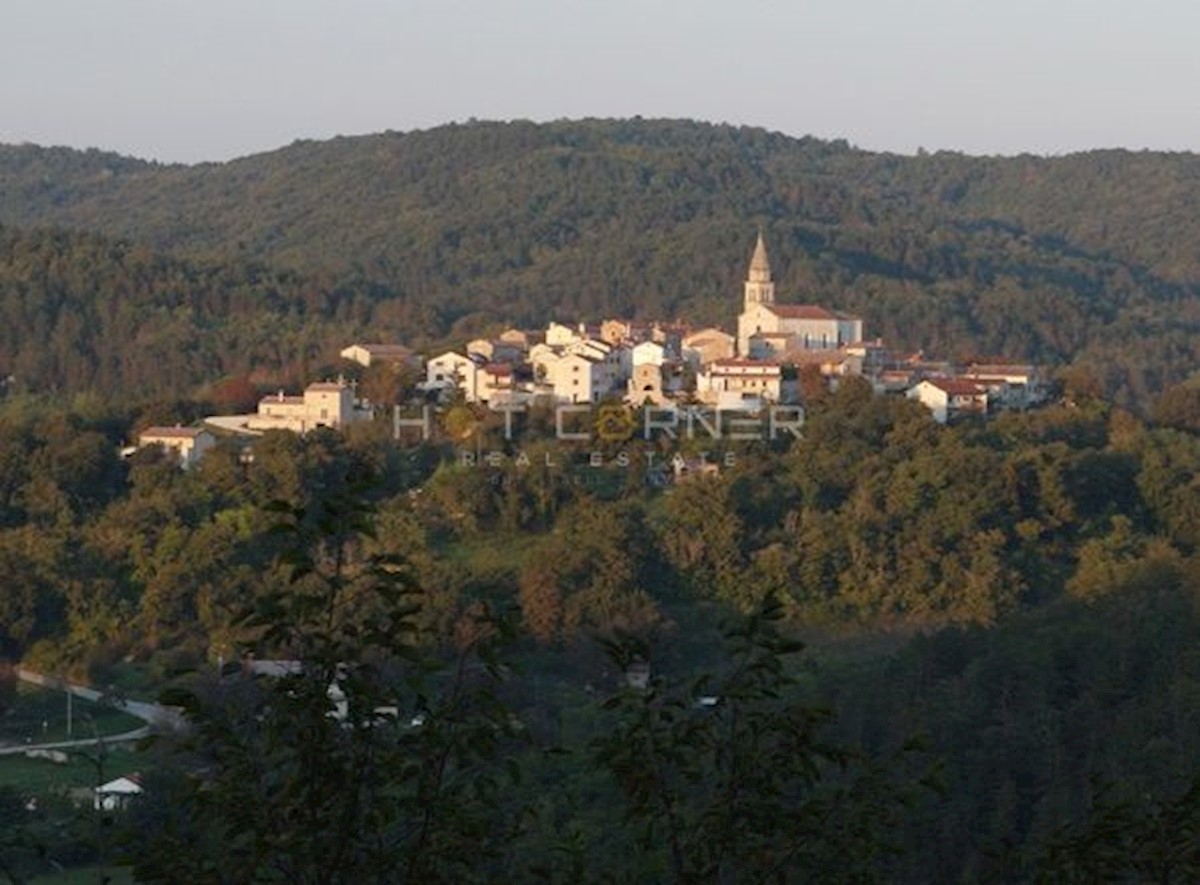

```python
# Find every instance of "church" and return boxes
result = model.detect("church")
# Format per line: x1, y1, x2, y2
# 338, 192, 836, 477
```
736, 232, 863, 358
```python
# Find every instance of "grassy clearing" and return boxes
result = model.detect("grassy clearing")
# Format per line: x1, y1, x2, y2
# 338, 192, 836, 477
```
441, 532, 542, 580
0, 745, 142, 796
0, 684, 144, 746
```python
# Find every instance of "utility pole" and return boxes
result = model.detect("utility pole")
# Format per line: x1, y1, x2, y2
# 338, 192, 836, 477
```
66, 687, 73, 738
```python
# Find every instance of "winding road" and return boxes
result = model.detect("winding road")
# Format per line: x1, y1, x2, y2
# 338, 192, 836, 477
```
0, 668, 184, 757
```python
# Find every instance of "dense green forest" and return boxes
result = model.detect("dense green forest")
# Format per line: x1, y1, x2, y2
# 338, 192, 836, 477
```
2, 119, 1199, 406
0, 225, 426, 400
2, 120, 1200, 880
1, 380, 1198, 879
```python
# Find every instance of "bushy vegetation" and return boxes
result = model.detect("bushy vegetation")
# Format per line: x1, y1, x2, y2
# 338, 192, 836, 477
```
0, 384, 1197, 878
3, 119, 1200, 879
1, 119, 1199, 407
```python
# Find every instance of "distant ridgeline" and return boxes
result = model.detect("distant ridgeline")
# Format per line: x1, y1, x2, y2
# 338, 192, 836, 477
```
0, 119, 1198, 407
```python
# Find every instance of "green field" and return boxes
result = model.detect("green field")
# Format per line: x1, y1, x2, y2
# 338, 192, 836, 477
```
0, 682, 147, 797
0, 746, 142, 796
0, 684, 144, 746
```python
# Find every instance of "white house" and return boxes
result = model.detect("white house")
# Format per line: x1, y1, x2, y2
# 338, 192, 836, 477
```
547, 352, 610, 403
339, 343, 417, 369
94, 774, 143, 811
907, 378, 989, 424
469, 363, 520, 405
746, 332, 796, 360
422, 352, 477, 394
247, 379, 368, 434
137, 426, 216, 468
963, 363, 1046, 409
625, 363, 666, 406
545, 322, 582, 348
697, 359, 793, 410
632, 340, 667, 368
683, 328, 736, 368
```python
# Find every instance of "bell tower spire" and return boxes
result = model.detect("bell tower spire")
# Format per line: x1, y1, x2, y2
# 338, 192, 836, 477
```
744, 229, 775, 308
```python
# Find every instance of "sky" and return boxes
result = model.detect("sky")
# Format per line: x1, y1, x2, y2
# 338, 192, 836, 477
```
3, 0, 1200, 164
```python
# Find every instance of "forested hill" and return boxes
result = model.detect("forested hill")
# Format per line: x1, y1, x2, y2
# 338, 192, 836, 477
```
0, 225, 432, 400
1, 119, 1199, 404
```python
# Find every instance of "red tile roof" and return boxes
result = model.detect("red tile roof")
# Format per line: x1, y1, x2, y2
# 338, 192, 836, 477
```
928, 378, 986, 396
766, 305, 834, 320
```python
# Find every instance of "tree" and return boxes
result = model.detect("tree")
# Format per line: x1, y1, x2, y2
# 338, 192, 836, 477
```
1038, 778, 1200, 881
359, 363, 412, 411
592, 600, 929, 882
128, 490, 527, 883
518, 498, 662, 643
1154, 381, 1200, 434
0, 661, 14, 716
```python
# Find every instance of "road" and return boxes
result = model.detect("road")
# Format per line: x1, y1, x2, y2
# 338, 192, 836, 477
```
0, 667, 185, 757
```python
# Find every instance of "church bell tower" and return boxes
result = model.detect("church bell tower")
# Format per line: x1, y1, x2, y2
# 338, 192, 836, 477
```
743, 230, 775, 308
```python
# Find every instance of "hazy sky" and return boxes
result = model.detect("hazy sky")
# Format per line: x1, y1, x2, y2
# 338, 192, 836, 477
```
3, 0, 1199, 164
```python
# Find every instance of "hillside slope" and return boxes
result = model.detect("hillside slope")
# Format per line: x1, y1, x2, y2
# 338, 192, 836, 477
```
1, 120, 1198, 403
0, 225, 428, 399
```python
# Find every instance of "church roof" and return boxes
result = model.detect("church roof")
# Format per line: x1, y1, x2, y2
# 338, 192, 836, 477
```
763, 304, 861, 322
766, 304, 832, 320
749, 231, 771, 275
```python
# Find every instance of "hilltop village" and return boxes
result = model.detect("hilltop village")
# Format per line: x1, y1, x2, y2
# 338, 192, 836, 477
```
138, 234, 1047, 463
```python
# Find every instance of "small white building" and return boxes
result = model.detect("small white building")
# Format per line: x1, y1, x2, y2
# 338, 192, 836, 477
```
247, 379, 368, 434
94, 774, 143, 811
746, 332, 796, 360
339, 343, 417, 369
469, 363, 519, 405
422, 352, 476, 393
963, 363, 1046, 409
632, 341, 667, 368
697, 359, 793, 410
547, 352, 610, 403
545, 322, 582, 348
626, 363, 667, 406
683, 328, 736, 367
907, 378, 989, 424
138, 426, 216, 468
